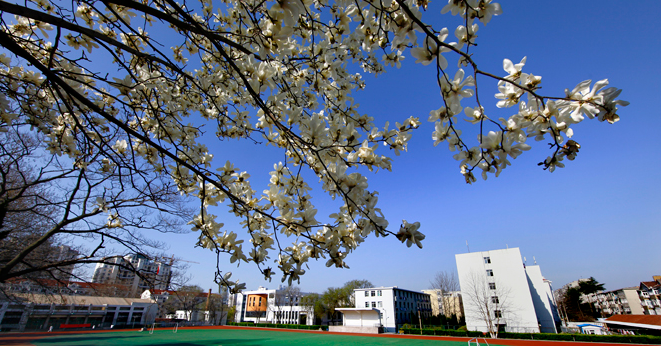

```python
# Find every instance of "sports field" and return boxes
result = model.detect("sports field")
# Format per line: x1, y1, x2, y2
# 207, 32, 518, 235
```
25, 327, 468, 346
1, 326, 649, 346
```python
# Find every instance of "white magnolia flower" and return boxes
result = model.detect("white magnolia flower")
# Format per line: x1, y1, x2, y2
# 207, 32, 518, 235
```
396, 220, 425, 248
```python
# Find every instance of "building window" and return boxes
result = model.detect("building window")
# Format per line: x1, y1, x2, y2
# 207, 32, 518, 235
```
378, 301, 383, 308
486, 269, 494, 276
365, 291, 369, 297
371, 291, 375, 297
484, 256, 491, 264
365, 302, 370, 308
489, 283, 496, 290
377, 290, 382, 297
494, 310, 502, 318
491, 296, 499, 304
372, 302, 376, 308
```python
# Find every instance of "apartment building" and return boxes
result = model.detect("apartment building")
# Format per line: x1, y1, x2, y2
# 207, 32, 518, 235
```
639, 280, 661, 315
91, 254, 172, 297
421, 289, 463, 319
590, 287, 643, 316
456, 247, 560, 334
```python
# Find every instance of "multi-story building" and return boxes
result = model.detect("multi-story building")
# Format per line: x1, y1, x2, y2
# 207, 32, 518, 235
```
351, 287, 432, 333
638, 279, 661, 315
51, 245, 79, 281
456, 247, 561, 334
591, 287, 643, 316
141, 288, 226, 322
0, 294, 157, 331
422, 289, 463, 320
234, 286, 314, 325
1, 278, 129, 297
91, 254, 172, 297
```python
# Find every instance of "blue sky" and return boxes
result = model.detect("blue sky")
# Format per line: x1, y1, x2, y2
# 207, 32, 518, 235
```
155, 0, 661, 295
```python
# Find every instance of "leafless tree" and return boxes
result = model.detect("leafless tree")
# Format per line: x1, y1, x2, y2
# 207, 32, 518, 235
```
430, 271, 462, 319
0, 124, 192, 298
275, 285, 302, 324
461, 271, 513, 338
164, 284, 205, 321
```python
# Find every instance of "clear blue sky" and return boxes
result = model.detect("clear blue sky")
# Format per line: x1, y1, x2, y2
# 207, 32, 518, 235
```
154, 0, 661, 295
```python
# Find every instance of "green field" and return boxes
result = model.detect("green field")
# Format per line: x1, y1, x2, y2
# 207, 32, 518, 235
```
31, 328, 469, 346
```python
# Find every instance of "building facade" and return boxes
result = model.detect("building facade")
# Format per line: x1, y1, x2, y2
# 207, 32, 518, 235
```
639, 280, 661, 315
456, 247, 560, 334
0, 294, 157, 331
422, 289, 463, 320
591, 287, 644, 316
235, 286, 313, 325
353, 287, 432, 333
91, 254, 172, 297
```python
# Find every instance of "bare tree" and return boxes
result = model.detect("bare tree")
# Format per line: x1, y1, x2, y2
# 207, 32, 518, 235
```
461, 271, 513, 338
268, 286, 301, 324
0, 124, 192, 298
430, 271, 461, 320
164, 284, 205, 321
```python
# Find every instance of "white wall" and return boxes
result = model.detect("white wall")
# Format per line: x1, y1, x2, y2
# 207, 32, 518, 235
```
235, 288, 313, 325
525, 265, 559, 333
354, 287, 431, 333
355, 288, 393, 331
456, 248, 541, 333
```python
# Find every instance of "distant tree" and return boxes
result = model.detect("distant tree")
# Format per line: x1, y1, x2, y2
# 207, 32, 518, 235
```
207, 286, 229, 325
300, 292, 324, 325
317, 279, 373, 324
271, 285, 301, 324
0, 125, 191, 296
320, 287, 345, 324
165, 284, 205, 321
227, 305, 237, 324
559, 277, 605, 321
430, 271, 462, 322
340, 279, 373, 308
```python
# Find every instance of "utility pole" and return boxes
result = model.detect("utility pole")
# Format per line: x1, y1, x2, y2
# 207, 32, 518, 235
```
418, 302, 422, 334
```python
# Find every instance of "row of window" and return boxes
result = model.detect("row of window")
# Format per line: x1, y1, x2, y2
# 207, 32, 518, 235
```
364, 290, 383, 297
248, 296, 264, 307
364, 301, 383, 308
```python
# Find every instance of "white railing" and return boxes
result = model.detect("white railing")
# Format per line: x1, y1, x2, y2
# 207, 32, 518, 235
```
468, 337, 490, 346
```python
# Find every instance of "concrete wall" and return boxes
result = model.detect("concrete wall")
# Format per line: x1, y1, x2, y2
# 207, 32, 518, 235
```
329, 325, 380, 333
525, 265, 559, 333
456, 248, 541, 334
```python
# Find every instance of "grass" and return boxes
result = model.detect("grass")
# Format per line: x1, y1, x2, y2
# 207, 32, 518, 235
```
31, 327, 470, 346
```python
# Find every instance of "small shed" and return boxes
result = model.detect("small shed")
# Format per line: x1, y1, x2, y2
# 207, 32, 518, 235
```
577, 324, 605, 335
329, 308, 381, 334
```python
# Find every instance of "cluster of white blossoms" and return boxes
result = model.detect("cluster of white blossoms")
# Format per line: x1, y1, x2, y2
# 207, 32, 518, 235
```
0, 0, 626, 290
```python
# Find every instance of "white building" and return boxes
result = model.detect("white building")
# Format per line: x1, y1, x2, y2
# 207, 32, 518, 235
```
456, 247, 560, 334
347, 287, 431, 333
91, 254, 172, 297
235, 286, 314, 325
590, 287, 644, 316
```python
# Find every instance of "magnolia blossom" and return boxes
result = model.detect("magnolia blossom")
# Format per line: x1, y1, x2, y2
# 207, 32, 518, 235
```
0, 0, 627, 292
396, 220, 425, 248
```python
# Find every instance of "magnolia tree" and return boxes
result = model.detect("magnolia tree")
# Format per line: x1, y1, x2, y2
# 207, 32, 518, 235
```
0, 0, 627, 292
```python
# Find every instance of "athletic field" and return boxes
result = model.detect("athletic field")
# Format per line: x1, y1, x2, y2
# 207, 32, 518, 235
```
1, 326, 648, 346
